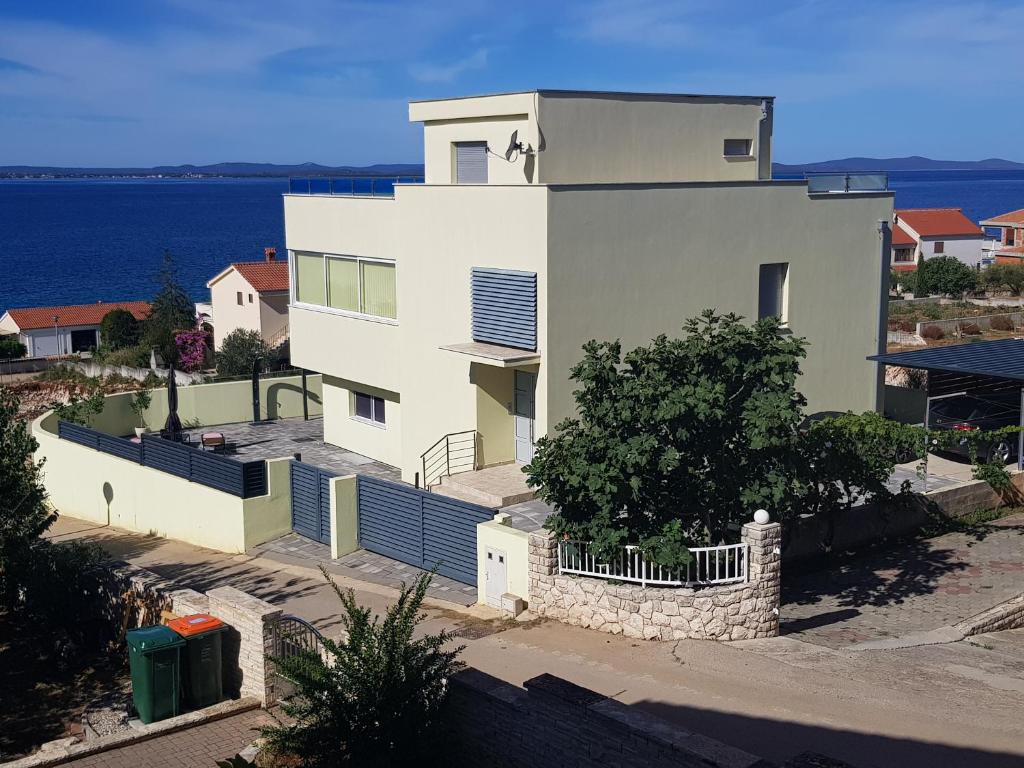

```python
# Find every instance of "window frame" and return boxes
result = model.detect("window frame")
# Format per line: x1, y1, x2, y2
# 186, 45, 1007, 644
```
723, 138, 754, 158
289, 250, 398, 325
933, 241, 945, 254
236, 291, 243, 306
351, 390, 386, 428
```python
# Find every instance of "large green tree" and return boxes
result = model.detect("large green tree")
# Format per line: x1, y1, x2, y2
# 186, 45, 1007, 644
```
525, 311, 925, 565
916, 255, 977, 297
0, 388, 55, 607
216, 329, 270, 377
145, 251, 196, 363
100, 308, 141, 350
263, 567, 463, 767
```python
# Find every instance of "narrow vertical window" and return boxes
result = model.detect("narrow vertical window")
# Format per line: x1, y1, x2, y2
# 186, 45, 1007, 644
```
758, 263, 789, 322
295, 252, 326, 306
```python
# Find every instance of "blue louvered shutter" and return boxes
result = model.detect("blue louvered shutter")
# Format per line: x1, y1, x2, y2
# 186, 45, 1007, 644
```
455, 142, 488, 184
471, 268, 537, 351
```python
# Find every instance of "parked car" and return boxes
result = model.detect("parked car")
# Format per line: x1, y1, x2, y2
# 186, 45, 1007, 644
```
928, 392, 1020, 464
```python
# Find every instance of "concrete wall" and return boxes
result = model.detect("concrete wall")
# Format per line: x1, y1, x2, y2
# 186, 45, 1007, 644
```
259, 293, 289, 345
83, 374, 322, 437
210, 269, 263, 350
33, 411, 292, 553
472, 363, 516, 467
537, 93, 770, 184
546, 183, 893, 418
321, 375, 403, 470
476, 516, 530, 607
528, 522, 782, 642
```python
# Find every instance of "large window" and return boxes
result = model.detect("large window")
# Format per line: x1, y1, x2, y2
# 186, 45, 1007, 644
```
352, 391, 386, 426
758, 263, 789, 322
293, 252, 397, 320
724, 139, 753, 157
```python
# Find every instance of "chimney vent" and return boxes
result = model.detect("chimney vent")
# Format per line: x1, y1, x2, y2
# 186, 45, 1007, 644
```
265, 247, 277, 262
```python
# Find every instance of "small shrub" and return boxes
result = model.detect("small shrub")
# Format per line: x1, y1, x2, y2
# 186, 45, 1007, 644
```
960, 322, 982, 336
895, 319, 916, 333
990, 315, 1015, 331
921, 325, 945, 340
921, 304, 944, 320
102, 344, 151, 368
100, 308, 141, 350
0, 339, 27, 359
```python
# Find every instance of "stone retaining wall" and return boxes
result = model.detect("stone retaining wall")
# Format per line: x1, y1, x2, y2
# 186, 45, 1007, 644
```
528, 521, 781, 641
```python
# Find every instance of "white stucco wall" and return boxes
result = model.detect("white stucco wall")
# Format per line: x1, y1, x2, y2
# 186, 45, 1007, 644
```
210, 269, 263, 350
919, 236, 985, 267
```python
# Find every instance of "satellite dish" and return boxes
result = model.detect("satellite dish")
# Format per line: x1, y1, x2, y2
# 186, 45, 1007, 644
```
505, 130, 521, 161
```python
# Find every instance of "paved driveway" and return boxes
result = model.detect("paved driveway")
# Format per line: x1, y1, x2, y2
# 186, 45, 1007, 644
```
781, 512, 1024, 649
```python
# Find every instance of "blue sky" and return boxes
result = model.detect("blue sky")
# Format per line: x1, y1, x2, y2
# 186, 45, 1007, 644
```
1, 0, 1022, 166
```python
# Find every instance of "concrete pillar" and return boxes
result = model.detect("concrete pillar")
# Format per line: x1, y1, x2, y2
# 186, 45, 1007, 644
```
329, 474, 359, 559
528, 529, 558, 606
206, 586, 282, 707
740, 516, 782, 637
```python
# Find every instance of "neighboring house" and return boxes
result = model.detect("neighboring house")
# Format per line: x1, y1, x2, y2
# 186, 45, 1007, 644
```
0, 300, 150, 357
891, 208, 986, 269
979, 208, 1024, 264
284, 89, 894, 486
206, 248, 290, 350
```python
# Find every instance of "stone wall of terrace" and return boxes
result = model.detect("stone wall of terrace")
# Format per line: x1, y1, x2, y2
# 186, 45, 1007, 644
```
528, 520, 781, 641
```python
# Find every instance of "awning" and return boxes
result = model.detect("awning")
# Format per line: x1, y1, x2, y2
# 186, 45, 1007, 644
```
868, 339, 1024, 382
439, 341, 540, 368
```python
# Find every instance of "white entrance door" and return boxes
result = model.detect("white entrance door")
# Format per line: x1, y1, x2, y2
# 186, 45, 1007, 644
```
485, 547, 507, 608
514, 370, 536, 464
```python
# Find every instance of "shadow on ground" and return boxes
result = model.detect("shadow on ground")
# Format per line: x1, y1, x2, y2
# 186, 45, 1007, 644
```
634, 698, 1023, 768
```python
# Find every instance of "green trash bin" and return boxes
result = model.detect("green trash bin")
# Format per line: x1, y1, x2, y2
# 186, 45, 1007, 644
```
168, 613, 226, 709
126, 625, 185, 724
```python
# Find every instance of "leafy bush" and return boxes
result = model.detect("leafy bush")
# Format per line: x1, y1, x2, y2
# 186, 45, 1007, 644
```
921, 325, 945, 340
959, 322, 982, 335
891, 269, 916, 295
990, 314, 1016, 331
981, 263, 1024, 296
94, 343, 151, 368
50, 390, 106, 425
216, 329, 270, 377
100, 308, 141, 350
916, 256, 977, 297
174, 329, 209, 372
0, 338, 27, 359
894, 319, 916, 333
263, 567, 463, 768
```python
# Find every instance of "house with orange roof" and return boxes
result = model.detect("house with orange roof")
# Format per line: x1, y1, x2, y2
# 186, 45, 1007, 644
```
979, 208, 1024, 264
0, 300, 150, 357
206, 248, 290, 350
891, 208, 986, 270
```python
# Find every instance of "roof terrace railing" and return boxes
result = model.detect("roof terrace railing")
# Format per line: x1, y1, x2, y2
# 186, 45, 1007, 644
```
805, 172, 889, 194
288, 176, 425, 198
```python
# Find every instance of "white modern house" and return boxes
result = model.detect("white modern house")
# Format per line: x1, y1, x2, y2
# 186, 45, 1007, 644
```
283, 89, 894, 501
207, 249, 290, 350
0, 300, 150, 357
891, 208, 986, 269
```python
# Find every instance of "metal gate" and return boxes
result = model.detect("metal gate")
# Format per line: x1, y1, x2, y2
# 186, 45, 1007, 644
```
357, 475, 494, 585
290, 461, 334, 545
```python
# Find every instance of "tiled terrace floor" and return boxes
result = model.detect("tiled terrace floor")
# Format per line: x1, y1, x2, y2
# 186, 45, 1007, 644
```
250, 533, 479, 606
182, 417, 401, 481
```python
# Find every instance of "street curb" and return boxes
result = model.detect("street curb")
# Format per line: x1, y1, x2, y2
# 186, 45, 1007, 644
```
955, 592, 1024, 637
2, 698, 262, 768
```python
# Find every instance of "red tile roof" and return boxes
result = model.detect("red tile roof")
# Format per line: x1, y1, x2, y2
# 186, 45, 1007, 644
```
232, 261, 289, 293
4, 301, 151, 331
981, 208, 1024, 227
895, 208, 984, 238
891, 223, 916, 246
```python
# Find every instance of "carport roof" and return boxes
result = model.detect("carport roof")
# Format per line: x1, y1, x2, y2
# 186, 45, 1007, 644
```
868, 339, 1024, 382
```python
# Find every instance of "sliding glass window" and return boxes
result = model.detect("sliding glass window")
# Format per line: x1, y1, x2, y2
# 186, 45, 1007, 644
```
293, 252, 396, 321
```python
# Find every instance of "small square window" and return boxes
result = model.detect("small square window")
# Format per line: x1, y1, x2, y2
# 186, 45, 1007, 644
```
934, 241, 945, 254
352, 391, 386, 426
236, 291, 243, 305
724, 139, 753, 157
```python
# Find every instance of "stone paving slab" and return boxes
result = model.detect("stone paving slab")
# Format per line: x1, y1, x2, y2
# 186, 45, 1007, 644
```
781, 513, 1024, 649
182, 417, 401, 481
60, 708, 276, 768
251, 533, 479, 606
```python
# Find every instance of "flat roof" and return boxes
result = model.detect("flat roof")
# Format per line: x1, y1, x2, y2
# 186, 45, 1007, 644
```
409, 89, 774, 104
868, 339, 1024, 381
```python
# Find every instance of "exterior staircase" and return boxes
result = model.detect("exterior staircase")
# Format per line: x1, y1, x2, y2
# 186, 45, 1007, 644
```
431, 463, 537, 508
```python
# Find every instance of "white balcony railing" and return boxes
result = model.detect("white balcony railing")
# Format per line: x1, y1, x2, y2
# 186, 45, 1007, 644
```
558, 540, 748, 587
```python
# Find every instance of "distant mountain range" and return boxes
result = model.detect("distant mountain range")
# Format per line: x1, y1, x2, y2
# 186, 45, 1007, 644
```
4, 156, 1023, 179
0, 162, 425, 179
772, 156, 1024, 174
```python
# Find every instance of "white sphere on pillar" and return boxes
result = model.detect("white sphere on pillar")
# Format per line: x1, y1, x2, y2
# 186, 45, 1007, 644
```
753, 509, 770, 524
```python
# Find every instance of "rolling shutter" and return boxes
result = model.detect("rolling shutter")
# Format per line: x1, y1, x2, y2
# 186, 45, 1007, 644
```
455, 142, 488, 184
471, 268, 537, 351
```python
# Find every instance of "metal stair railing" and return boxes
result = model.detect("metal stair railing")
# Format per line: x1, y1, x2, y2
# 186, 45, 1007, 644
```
419, 430, 477, 490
